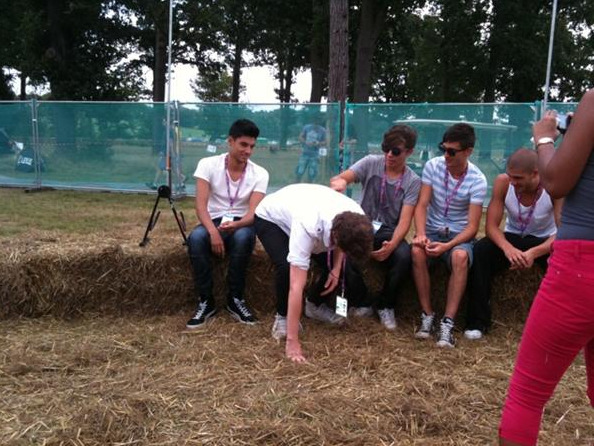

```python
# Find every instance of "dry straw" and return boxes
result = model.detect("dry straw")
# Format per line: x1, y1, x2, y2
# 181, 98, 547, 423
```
0, 233, 592, 444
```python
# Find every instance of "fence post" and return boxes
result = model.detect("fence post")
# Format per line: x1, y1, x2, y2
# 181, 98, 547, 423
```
29, 98, 42, 190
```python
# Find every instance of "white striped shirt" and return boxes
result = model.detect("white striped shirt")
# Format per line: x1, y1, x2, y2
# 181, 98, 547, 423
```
422, 156, 487, 233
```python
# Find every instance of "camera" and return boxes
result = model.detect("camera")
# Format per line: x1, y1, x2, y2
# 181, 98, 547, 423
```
557, 114, 572, 135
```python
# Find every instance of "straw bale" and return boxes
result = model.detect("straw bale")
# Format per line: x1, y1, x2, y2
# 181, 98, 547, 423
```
1, 233, 542, 326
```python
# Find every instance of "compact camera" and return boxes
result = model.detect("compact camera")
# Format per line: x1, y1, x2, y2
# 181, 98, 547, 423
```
556, 114, 572, 135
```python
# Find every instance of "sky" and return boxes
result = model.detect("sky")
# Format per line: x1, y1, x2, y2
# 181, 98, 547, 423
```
168, 65, 312, 103
6, 65, 313, 103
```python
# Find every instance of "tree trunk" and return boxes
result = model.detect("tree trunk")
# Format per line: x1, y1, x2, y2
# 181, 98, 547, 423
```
328, 0, 348, 103
309, 0, 328, 102
353, 0, 387, 103
20, 73, 27, 100
153, 21, 167, 102
231, 42, 242, 102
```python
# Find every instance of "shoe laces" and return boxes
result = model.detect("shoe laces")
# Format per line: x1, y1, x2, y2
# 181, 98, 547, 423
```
420, 313, 433, 332
233, 298, 252, 318
439, 320, 453, 340
193, 301, 208, 319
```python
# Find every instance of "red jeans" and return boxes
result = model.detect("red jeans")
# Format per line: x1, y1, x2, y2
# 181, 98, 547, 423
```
499, 240, 594, 445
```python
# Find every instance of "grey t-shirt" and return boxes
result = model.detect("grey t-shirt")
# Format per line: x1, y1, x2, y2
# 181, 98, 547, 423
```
557, 150, 594, 240
350, 155, 421, 229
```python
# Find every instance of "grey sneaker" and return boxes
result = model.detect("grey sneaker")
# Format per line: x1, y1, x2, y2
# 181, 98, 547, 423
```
305, 300, 345, 325
378, 308, 397, 330
271, 313, 304, 340
415, 311, 435, 339
271, 313, 287, 340
348, 306, 374, 317
436, 317, 456, 348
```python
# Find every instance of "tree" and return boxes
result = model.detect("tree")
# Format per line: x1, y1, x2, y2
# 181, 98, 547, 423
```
192, 70, 244, 101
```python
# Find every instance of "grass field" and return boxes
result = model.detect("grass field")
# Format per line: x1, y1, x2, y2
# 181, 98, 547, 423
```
0, 188, 593, 445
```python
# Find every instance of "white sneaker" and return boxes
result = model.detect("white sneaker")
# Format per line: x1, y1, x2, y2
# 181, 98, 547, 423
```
271, 313, 287, 340
305, 300, 345, 325
436, 317, 456, 348
348, 306, 374, 317
464, 329, 483, 340
415, 312, 435, 339
378, 308, 397, 330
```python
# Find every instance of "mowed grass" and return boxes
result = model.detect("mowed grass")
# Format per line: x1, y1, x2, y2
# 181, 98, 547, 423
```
0, 187, 593, 445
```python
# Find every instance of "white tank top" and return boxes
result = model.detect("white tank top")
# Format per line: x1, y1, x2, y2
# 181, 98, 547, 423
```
504, 184, 556, 237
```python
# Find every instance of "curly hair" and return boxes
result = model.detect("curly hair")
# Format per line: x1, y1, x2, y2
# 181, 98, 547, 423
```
331, 211, 374, 260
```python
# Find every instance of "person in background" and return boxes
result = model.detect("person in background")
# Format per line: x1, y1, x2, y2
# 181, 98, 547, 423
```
185, 119, 269, 329
411, 123, 487, 348
329, 124, 421, 330
254, 184, 374, 363
499, 92, 594, 445
295, 116, 327, 182
465, 148, 561, 341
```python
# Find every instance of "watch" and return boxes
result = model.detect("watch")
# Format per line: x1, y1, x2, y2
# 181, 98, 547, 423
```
535, 137, 555, 149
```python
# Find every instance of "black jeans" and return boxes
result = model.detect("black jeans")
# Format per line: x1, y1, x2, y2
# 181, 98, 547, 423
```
465, 232, 550, 332
254, 216, 329, 316
345, 225, 412, 309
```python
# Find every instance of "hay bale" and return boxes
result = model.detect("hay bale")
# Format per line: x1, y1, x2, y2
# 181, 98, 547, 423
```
0, 237, 543, 324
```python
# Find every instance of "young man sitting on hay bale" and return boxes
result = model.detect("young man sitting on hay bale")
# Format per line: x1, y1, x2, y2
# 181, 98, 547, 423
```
464, 148, 561, 341
186, 119, 269, 329
330, 124, 421, 331
411, 123, 487, 348
254, 184, 374, 362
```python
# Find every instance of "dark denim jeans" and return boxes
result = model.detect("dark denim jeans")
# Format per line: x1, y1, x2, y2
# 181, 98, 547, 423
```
187, 217, 256, 303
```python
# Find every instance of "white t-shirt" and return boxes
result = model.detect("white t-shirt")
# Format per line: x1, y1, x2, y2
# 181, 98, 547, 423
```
194, 153, 269, 219
255, 184, 365, 270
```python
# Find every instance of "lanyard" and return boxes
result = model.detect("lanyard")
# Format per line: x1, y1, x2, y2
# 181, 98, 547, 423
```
327, 249, 346, 296
224, 155, 246, 209
516, 186, 541, 235
443, 167, 467, 218
379, 169, 406, 207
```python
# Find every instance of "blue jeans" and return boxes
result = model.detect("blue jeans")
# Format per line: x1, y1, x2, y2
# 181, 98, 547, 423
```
187, 217, 256, 302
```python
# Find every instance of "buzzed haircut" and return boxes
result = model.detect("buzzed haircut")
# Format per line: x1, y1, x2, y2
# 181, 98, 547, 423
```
507, 147, 538, 172
443, 123, 476, 149
229, 119, 260, 139
383, 124, 418, 150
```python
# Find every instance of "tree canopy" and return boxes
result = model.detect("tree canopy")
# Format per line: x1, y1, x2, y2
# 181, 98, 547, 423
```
1, 0, 592, 102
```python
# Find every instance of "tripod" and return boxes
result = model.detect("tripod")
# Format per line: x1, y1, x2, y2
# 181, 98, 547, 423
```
139, 185, 187, 247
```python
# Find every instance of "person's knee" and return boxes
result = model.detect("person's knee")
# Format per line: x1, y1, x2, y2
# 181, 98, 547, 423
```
450, 249, 469, 271
411, 245, 426, 265
187, 226, 210, 253
230, 227, 256, 254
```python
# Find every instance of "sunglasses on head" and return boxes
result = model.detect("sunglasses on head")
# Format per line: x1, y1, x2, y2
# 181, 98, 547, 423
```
381, 144, 405, 156
438, 142, 466, 157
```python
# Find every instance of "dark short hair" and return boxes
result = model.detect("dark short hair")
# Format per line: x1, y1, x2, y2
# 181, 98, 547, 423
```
442, 123, 475, 149
331, 212, 374, 260
228, 119, 260, 139
507, 147, 538, 172
383, 124, 417, 150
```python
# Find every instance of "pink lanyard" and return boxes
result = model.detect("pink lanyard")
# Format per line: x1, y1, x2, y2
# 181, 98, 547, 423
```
516, 186, 541, 235
443, 167, 467, 218
224, 155, 246, 209
379, 169, 406, 207
327, 249, 346, 295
